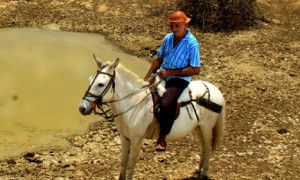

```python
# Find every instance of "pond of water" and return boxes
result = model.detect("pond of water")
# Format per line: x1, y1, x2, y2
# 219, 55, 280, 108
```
0, 28, 150, 159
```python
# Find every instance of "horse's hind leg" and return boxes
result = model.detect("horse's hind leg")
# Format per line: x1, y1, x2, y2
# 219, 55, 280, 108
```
194, 126, 205, 171
119, 135, 130, 180
195, 125, 212, 179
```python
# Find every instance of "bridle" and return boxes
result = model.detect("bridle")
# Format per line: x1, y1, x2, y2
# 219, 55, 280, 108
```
82, 67, 161, 121
82, 66, 116, 118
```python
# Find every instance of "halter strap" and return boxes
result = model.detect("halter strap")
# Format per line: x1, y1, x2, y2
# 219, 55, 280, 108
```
82, 68, 115, 103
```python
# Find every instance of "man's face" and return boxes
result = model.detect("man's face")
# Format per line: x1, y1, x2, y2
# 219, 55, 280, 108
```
169, 22, 187, 37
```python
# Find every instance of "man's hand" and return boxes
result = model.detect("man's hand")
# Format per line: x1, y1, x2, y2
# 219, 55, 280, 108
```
158, 69, 170, 79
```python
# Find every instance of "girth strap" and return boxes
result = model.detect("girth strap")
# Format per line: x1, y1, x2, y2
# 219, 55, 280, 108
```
194, 96, 223, 113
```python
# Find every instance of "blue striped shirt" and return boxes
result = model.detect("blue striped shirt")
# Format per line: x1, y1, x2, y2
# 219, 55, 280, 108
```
157, 29, 200, 82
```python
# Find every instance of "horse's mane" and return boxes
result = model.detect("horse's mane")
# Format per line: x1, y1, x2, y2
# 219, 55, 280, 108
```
116, 63, 148, 89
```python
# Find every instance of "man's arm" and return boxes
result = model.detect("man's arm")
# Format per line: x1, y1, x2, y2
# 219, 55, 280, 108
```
144, 57, 163, 81
159, 66, 200, 79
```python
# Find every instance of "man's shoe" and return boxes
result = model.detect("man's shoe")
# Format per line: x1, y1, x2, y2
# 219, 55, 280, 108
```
155, 136, 167, 151
155, 143, 166, 151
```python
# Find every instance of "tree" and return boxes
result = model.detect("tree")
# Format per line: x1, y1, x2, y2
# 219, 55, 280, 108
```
178, 0, 263, 31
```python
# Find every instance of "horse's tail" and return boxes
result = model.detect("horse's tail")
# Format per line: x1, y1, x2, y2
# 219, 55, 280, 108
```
212, 105, 225, 152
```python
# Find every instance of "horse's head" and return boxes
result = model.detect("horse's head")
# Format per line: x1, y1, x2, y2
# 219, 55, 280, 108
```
79, 55, 119, 115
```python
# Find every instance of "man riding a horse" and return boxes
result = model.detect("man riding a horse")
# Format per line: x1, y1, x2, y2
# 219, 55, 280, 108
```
80, 10, 225, 180
144, 10, 201, 151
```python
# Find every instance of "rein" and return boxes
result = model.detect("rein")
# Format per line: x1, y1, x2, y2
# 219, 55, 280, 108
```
82, 68, 162, 121
94, 85, 152, 121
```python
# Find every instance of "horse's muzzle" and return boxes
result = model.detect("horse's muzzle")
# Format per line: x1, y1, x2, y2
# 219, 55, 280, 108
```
79, 106, 88, 115
79, 100, 93, 115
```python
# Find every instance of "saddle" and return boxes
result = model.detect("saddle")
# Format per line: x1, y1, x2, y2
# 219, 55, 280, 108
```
151, 81, 223, 121
151, 90, 188, 120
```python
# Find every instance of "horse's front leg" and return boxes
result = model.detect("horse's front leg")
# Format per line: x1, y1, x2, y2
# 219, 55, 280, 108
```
126, 137, 144, 180
119, 135, 130, 180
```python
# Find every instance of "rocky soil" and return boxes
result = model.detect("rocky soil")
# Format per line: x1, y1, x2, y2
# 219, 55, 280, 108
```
0, 0, 299, 179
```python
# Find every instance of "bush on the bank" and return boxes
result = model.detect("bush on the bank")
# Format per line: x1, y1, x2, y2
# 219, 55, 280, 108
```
178, 0, 262, 31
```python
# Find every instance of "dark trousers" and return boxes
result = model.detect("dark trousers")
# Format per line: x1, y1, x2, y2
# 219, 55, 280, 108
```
159, 78, 189, 137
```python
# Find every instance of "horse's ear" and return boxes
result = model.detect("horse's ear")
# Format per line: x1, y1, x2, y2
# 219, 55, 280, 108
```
111, 58, 120, 70
93, 54, 103, 69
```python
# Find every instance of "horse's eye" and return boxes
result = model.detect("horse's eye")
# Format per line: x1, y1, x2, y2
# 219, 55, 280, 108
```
98, 83, 105, 87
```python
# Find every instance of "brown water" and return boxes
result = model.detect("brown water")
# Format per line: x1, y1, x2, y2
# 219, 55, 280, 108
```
0, 28, 149, 159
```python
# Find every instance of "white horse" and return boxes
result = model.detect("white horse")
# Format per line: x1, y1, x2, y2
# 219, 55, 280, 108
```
79, 56, 225, 180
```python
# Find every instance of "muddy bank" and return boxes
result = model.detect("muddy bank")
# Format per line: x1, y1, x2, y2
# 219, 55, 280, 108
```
0, 0, 177, 59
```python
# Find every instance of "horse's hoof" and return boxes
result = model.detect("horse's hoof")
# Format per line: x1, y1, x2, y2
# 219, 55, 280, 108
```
197, 174, 209, 180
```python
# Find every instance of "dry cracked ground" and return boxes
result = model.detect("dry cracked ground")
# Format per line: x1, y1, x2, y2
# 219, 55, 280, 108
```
0, 0, 299, 179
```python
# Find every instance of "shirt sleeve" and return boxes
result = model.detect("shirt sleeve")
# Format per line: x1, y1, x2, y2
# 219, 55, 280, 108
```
189, 42, 201, 67
157, 36, 166, 59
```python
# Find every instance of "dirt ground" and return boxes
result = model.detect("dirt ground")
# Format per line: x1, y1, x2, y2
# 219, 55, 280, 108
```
0, 0, 299, 179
